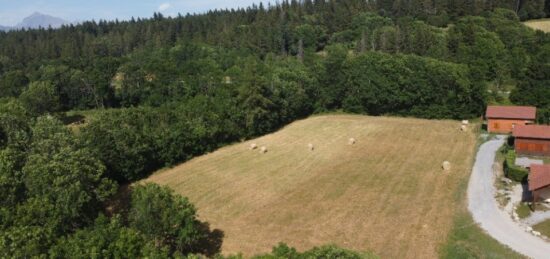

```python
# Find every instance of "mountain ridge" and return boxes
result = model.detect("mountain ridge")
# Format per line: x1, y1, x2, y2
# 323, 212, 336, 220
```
0, 12, 67, 31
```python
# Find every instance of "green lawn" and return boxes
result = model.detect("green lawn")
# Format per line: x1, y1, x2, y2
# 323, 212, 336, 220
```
533, 219, 550, 237
441, 209, 525, 259
516, 203, 532, 219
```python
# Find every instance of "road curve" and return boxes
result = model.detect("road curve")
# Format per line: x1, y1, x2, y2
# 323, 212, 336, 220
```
468, 135, 550, 259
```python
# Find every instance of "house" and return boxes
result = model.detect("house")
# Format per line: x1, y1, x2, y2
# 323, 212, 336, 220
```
529, 164, 550, 202
513, 125, 550, 157
485, 106, 536, 134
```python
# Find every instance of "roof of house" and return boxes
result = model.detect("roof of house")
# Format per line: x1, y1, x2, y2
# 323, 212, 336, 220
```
529, 164, 550, 191
513, 125, 550, 140
485, 106, 537, 120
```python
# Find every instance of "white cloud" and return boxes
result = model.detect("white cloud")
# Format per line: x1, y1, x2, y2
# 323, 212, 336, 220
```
158, 2, 171, 12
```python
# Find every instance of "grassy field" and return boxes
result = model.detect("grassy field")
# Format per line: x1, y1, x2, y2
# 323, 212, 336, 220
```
146, 115, 482, 257
533, 219, 550, 237
524, 19, 550, 33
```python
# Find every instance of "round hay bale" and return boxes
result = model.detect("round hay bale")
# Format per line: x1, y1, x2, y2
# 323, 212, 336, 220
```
308, 143, 314, 151
462, 120, 469, 125
348, 138, 356, 145
260, 146, 268, 154
249, 143, 258, 150
442, 161, 451, 171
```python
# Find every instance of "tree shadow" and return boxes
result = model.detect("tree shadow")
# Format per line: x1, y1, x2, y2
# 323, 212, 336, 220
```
481, 123, 487, 132
194, 221, 224, 257
104, 184, 132, 219
60, 114, 85, 125
521, 182, 533, 202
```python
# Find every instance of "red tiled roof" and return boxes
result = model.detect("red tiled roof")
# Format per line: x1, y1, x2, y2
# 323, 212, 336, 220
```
486, 106, 536, 120
513, 125, 550, 140
529, 164, 550, 191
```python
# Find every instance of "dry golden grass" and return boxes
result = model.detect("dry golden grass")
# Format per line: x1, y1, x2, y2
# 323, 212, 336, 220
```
524, 19, 550, 33
146, 115, 477, 258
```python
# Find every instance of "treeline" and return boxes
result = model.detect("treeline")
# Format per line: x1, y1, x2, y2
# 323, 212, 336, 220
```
1, 10, 549, 182
1, 1, 550, 257
0, 0, 549, 66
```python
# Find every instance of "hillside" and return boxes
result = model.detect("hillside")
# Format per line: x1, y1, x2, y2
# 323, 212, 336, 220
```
146, 115, 478, 258
524, 18, 550, 33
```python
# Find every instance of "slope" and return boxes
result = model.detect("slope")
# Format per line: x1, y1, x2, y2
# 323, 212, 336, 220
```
146, 115, 477, 258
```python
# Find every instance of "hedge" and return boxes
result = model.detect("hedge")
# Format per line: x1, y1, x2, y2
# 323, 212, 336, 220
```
503, 150, 529, 182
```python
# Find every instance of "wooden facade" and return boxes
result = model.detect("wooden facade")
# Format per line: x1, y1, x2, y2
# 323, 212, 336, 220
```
515, 138, 550, 156
485, 106, 537, 134
487, 119, 532, 134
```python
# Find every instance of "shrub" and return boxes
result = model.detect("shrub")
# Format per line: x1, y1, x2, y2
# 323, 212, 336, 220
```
503, 150, 529, 182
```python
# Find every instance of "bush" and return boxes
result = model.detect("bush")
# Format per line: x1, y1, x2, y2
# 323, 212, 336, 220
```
503, 150, 529, 182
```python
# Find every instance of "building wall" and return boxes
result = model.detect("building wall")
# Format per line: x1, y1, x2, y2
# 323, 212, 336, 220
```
515, 138, 550, 156
487, 119, 532, 134
534, 187, 550, 201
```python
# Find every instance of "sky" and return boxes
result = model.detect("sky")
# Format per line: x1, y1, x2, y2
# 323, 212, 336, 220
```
0, 0, 269, 26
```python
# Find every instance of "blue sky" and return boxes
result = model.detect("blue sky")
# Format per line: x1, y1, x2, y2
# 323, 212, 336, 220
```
0, 0, 268, 26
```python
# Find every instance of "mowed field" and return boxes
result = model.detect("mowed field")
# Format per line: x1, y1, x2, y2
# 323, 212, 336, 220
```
146, 115, 478, 258
524, 19, 550, 33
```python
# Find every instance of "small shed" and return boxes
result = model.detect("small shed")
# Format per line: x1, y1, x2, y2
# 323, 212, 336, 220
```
529, 164, 550, 203
485, 106, 536, 134
513, 125, 550, 157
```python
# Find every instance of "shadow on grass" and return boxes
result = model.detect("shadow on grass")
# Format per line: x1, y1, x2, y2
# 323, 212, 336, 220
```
194, 222, 225, 257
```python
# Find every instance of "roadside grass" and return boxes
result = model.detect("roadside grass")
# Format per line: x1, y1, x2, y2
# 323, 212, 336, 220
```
533, 219, 550, 237
523, 18, 550, 33
516, 203, 532, 219
440, 132, 525, 259
441, 206, 525, 259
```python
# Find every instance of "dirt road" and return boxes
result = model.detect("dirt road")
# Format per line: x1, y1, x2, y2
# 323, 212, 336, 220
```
468, 135, 550, 259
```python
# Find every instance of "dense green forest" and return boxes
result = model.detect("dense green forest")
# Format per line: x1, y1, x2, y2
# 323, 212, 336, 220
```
1, 0, 550, 257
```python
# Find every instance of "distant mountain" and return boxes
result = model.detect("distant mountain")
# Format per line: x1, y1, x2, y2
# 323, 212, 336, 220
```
0, 25, 12, 31
0, 12, 68, 31
14, 12, 68, 29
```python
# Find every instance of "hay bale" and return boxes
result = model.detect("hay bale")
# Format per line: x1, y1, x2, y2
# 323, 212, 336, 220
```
348, 138, 356, 145
260, 146, 268, 154
308, 143, 314, 151
460, 125, 468, 132
462, 120, 469, 125
442, 161, 451, 171
249, 143, 258, 150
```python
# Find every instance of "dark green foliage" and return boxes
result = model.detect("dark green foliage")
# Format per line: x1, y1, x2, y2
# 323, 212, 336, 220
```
20, 117, 116, 232
510, 45, 550, 115
19, 81, 61, 115
341, 52, 485, 119
0, 116, 117, 257
0, 71, 29, 98
49, 215, 170, 258
503, 150, 529, 183
129, 183, 205, 255
253, 243, 377, 259
537, 108, 550, 124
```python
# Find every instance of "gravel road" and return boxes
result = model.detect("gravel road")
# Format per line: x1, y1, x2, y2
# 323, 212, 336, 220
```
468, 135, 550, 259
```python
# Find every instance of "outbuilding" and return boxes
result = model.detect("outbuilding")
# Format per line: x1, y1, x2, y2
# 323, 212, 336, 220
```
513, 125, 550, 157
485, 106, 536, 134
529, 164, 550, 203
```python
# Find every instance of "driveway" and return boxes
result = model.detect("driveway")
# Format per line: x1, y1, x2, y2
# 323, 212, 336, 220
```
468, 135, 550, 259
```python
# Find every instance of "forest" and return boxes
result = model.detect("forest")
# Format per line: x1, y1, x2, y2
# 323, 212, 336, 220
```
0, 0, 549, 257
